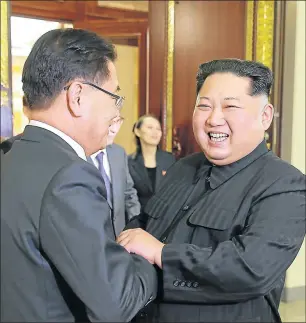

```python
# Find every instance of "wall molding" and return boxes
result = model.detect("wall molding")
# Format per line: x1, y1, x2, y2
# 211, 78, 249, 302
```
162, 0, 175, 152
281, 286, 306, 303
245, 0, 285, 156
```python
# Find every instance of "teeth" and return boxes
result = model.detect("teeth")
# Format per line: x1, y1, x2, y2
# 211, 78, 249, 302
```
211, 137, 227, 142
209, 132, 228, 142
209, 133, 228, 138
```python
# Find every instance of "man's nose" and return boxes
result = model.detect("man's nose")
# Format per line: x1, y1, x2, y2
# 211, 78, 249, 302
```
207, 108, 225, 126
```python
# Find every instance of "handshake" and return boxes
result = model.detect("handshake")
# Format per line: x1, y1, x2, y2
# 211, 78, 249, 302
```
117, 228, 165, 268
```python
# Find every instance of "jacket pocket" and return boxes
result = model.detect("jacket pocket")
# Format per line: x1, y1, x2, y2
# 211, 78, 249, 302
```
188, 207, 236, 230
187, 207, 237, 247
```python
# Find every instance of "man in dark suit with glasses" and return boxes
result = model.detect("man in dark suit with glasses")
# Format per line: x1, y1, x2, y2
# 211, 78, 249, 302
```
1, 28, 156, 322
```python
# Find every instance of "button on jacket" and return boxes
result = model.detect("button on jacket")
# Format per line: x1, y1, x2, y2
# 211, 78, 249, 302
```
136, 141, 306, 322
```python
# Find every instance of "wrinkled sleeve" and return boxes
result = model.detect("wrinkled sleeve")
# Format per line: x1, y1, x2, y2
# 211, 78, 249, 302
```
39, 161, 157, 322
161, 174, 306, 303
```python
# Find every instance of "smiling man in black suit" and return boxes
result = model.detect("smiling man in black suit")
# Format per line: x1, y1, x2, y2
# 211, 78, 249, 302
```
118, 59, 305, 322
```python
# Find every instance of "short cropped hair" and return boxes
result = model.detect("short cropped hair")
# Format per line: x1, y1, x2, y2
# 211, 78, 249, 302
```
22, 28, 117, 110
196, 59, 273, 97
22, 95, 28, 107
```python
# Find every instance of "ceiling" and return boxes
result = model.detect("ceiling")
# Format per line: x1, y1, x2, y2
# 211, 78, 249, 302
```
98, 1, 148, 12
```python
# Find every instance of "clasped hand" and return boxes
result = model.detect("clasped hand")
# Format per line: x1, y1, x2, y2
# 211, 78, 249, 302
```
117, 228, 164, 268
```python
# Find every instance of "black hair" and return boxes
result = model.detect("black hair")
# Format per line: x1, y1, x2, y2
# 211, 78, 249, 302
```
22, 28, 117, 110
132, 114, 161, 154
22, 95, 28, 107
196, 59, 273, 97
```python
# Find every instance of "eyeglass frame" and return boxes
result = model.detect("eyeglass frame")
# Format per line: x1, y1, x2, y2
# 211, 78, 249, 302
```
63, 81, 125, 109
112, 115, 125, 123
110, 115, 124, 128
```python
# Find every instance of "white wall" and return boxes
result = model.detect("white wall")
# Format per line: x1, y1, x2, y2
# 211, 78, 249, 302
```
281, 1, 305, 290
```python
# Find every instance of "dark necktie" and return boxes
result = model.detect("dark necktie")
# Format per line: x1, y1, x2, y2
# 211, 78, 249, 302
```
96, 151, 112, 208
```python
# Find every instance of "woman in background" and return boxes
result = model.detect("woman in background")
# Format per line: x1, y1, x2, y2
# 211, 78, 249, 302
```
128, 114, 176, 212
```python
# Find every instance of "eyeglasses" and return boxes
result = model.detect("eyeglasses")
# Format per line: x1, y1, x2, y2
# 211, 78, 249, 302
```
111, 115, 124, 126
64, 81, 125, 110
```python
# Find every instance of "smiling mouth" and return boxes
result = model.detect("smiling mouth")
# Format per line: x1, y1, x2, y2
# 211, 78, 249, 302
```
208, 132, 229, 142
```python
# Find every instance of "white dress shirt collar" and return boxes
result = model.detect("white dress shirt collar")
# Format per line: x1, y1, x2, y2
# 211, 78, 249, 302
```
28, 120, 87, 161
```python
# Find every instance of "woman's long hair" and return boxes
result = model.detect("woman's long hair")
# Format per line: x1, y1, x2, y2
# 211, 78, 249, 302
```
132, 114, 161, 155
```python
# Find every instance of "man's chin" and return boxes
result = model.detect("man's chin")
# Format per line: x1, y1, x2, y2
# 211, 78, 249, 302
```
203, 149, 231, 165
99, 140, 107, 150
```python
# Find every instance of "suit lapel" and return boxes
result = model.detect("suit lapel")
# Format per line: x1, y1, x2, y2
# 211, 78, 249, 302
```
86, 156, 94, 165
155, 165, 163, 191
146, 171, 197, 238
145, 154, 206, 238
106, 145, 125, 237
106, 146, 120, 210
86, 154, 113, 211
155, 150, 166, 190
130, 154, 153, 192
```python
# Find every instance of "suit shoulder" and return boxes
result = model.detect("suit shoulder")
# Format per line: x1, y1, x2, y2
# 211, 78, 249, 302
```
128, 151, 138, 161
165, 152, 204, 174
179, 152, 206, 166
261, 152, 305, 178
159, 150, 176, 160
109, 143, 126, 154
110, 143, 123, 150
159, 150, 173, 156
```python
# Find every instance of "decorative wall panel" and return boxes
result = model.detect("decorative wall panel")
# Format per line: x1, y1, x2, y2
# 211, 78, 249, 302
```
163, 0, 175, 152
255, 1, 275, 70
171, 1, 246, 156
245, 0, 279, 154
245, 0, 254, 60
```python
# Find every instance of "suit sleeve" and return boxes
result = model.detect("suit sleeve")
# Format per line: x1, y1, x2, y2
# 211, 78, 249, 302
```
160, 174, 306, 304
39, 161, 157, 322
124, 151, 141, 221
169, 153, 176, 164
124, 214, 148, 230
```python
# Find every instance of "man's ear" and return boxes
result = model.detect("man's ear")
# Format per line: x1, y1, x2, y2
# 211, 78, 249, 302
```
66, 82, 84, 117
261, 103, 274, 130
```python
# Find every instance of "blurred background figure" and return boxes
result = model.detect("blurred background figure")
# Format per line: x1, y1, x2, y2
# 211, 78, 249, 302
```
89, 115, 141, 237
128, 115, 176, 213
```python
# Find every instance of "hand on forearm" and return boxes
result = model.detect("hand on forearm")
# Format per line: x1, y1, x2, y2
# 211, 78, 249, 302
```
117, 229, 164, 268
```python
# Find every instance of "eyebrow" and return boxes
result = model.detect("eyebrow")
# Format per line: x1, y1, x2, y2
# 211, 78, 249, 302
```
224, 97, 240, 101
198, 96, 241, 101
